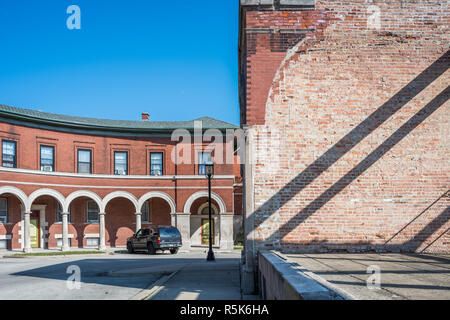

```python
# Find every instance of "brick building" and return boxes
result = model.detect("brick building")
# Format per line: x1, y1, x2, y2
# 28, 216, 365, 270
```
0, 104, 243, 252
239, 0, 449, 292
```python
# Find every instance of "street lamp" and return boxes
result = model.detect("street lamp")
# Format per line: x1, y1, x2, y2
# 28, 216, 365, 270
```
205, 161, 215, 262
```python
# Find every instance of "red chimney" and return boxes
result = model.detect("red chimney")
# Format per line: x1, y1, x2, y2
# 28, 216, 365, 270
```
141, 112, 149, 121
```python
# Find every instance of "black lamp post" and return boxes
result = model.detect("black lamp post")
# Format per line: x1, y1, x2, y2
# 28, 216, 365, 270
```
205, 161, 215, 262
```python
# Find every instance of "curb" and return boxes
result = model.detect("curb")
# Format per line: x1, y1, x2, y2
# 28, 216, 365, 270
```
2, 252, 109, 259
129, 270, 180, 300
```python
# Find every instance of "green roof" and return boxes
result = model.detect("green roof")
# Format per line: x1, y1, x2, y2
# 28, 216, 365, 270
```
0, 104, 238, 135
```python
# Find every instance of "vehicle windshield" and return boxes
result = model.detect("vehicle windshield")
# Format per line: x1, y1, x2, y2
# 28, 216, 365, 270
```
159, 228, 180, 236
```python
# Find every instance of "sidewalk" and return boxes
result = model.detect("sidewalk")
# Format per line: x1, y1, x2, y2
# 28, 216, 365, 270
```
282, 253, 450, 300
148, 253, 242, 300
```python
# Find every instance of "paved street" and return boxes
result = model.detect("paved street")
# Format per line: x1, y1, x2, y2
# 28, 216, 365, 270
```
284, 253, 450, 300
0, 250, 242, 300
149, 256, 241, 300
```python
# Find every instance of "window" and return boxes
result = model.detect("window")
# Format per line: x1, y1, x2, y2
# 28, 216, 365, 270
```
198, 152, 211, 175
56, 203, 70, 223
114, 151, 128, 175
142, 200, 150, 222
86, 238, 99, 247
40, 145, 55, 172
57, 238, 71, 248
2, 140, 17, 168
86, 200, 99, 223
0, 198, 7, 224
78, 149, 92, 174
150, 152, 163, 176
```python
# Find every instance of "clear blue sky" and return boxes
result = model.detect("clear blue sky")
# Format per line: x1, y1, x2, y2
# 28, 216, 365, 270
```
0, 0, 239, 124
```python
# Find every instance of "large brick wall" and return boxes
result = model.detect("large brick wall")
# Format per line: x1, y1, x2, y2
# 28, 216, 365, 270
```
240, 0, 449, 254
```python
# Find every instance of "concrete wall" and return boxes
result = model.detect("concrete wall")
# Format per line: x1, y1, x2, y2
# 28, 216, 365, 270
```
257, 251, 346, 300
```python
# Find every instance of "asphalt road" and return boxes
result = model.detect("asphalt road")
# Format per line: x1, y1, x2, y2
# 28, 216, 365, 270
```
0, 251, 242, 300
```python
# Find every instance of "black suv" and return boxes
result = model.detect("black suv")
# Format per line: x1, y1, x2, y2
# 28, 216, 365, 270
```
127, 226, 182, 255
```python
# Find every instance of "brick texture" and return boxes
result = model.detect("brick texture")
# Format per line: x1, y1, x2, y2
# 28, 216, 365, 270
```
240, 0, 450, 253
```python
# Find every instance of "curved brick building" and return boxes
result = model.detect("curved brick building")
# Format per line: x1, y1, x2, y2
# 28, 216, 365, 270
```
0, 104, 243, 252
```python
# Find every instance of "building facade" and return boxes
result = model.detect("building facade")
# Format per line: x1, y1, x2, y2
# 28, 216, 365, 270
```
0, 105, 243, 252
239, 0, 449, 292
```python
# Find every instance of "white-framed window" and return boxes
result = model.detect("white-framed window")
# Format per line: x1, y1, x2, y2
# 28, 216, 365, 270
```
142, 200, 150, 222
0, 198, 7, 224
57, 238, 71, 248
56, 203, 70, 223
150, 152, 163, 176
2, 140, 17, 168
86, 200, 99, 223
77, 149, 92, 174
0, 240, 7, 249
114, 151, 128, 175
40, 145, 55, 172
86, 238, 99, 247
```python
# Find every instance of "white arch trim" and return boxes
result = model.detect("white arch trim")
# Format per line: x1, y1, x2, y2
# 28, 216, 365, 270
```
102, 191, 139, 213
138, 191, 176, 214
65, 190, 103, 213
0, 186, 29, 211
183, 191, 226, 214
28, 188, 66, 210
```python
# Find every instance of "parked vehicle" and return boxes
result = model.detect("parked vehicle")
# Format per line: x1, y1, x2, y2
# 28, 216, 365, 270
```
127, 226, 182, 255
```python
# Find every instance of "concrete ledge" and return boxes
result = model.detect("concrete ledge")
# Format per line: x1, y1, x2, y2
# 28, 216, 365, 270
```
258, 251, 350, 300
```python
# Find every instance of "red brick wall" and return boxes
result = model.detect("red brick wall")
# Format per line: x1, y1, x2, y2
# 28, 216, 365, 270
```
241, 1, 449, 253
0, 122, 237, 176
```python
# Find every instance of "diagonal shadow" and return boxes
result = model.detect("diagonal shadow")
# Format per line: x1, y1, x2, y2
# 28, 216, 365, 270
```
385, 190, 449, 245
247, 50, 449, 251
404, 206, 450, 251
265, 86, 449, 246
420, 226, 450, 254
250, 51, 449, 232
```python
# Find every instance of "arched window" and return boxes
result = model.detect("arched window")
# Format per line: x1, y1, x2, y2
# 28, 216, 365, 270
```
198, 203, 218, 215
86, 200, 99, 223
142, 200, 150, 222
57, 202, 71, 223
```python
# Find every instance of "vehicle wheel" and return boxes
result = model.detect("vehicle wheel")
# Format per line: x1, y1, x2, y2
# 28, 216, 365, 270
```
127, 242, 134, 254
147, 242, 156, 255
170, 248, 178, 255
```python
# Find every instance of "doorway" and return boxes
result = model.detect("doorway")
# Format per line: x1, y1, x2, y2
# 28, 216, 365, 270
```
201, 218, 215, 245
30, 210, 40, 248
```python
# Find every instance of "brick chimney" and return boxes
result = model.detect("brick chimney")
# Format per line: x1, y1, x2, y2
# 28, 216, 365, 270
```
141, 112, 149, 121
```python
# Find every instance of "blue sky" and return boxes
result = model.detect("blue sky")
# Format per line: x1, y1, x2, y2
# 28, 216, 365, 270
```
0, 1, 239, 124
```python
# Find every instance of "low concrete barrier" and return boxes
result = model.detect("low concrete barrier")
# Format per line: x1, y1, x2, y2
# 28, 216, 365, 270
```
258, 251, 351, 300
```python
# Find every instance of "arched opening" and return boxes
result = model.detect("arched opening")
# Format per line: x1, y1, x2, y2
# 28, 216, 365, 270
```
102, 191, 139, 248
28, 195, 64, 249
189, 197, 220, 247
138, 192, 176, 228
104, 197, 136, 248
65, 191, 103, 248
140, 197, 172, 226
0, 187, 27, 251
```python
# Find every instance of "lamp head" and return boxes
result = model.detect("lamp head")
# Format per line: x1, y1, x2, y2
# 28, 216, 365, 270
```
205, 161, 214, 178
